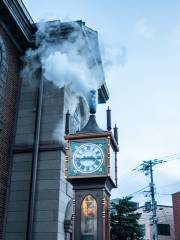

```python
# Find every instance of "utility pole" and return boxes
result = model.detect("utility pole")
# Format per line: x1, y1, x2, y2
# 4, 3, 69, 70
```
149, 160, 158, 240
134, 159, 166, 240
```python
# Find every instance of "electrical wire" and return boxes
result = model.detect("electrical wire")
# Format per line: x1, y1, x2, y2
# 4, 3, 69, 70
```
156, 193, 172, 196
156, 182, 180, 189
135, 153, 180, 172
126, 186, 149, 197
159, 152, 180, 160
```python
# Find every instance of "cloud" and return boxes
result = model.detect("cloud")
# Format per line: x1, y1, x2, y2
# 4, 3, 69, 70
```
134, 18, 155, 39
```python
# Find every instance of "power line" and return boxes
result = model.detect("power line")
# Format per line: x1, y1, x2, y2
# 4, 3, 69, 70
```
134, 153, 180, 171
149, 153, 180, 162
133, 159, 166, 173
156, 182, 180, 189
156, 193, 172, 196
126, 186, 149, 197
162, 157, 180, 163
119, 152, 180, 181
158, 152, 180, 160
154, 157, 180, 171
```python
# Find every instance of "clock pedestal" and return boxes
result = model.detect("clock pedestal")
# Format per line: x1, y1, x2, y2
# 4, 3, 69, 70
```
65, 114, 119, 240
71, 178, 113, 240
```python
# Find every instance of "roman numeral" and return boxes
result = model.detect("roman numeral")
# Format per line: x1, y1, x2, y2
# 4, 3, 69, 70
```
86, 146, 91, 150
86, 166, 90, 171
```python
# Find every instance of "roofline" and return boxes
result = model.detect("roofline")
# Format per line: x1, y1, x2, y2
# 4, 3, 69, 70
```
0, 0, 36, 52
137, 204, 173, 209
15, 0, 34, 24
172, 191, 180, 196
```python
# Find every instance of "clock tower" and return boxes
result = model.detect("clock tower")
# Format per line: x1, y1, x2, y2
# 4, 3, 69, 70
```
65, 95, 119, 240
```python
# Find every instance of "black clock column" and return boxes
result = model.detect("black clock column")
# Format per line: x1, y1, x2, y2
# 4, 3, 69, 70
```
65, 113, 119, 240
74, 189, 109, 240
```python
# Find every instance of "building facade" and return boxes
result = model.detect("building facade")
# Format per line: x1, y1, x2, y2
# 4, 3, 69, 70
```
137, 205, 175, 240
172, 192, 180, 240
0, 1, 109, 240
0, 1, 35, 239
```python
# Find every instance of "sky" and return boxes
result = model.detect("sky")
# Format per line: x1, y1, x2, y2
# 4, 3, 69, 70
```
23, 0, 180, 206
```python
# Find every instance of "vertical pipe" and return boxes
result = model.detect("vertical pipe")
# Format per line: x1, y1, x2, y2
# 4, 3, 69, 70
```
113, 124, 118, 144
115, 152, 118, 187
113, 125, 118, 187
65, 111, 70, 135
26, 74, 44, 240
106, 107, 111, 131
72, 191, 75, 240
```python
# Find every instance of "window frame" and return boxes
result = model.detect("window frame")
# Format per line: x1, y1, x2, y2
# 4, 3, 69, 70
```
81, 194, 97, 240
158, 223, 171, 236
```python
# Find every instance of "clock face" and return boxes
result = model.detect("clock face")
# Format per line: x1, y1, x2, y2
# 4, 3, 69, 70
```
69, 139, 107, 177
73, 143, 104, 174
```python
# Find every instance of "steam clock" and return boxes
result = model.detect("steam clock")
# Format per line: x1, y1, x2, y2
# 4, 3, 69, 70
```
65, 100, 119, 240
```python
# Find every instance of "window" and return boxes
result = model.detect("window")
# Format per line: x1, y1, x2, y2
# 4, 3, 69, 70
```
158, 224, 170, 236
81, 195, 97, 240
70, 106, 81, 134
70, 98, 88, 134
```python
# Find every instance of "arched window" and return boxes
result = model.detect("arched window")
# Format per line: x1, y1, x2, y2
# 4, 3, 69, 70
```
81, 195, 97, 240
70, 104, 81, 134
64, 199, 73, 240
0, 36, 8, 130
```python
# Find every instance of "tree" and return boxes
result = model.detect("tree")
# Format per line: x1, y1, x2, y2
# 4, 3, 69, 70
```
110, 196, 144, 240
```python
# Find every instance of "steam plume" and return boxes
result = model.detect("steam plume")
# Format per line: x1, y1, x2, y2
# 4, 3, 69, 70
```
21, 20, 103, 114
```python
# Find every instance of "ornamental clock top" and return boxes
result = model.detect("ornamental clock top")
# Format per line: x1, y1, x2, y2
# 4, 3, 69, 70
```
64, 103, 119, 188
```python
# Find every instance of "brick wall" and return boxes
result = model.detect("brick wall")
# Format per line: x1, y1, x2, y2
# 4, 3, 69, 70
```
0, 25, 21, 240
173, 192, 180, 240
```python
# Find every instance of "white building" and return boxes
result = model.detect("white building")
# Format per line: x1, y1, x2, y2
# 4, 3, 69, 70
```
136, 205, 175, 240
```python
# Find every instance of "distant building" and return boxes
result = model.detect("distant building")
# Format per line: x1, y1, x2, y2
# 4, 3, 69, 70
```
172, 192, 180, 240
136, 205, 175, 240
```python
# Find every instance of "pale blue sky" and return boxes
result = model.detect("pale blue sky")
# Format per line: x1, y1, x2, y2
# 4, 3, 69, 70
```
23, 0, 180, 205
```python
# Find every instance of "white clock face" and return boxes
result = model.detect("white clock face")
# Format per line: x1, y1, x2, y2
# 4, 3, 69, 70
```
73, 143, 104, 174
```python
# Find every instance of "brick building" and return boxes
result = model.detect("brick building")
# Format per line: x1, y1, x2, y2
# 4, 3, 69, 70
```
0, 1, 35, 239
172, 192, 180, 240
0, 1, 108, 240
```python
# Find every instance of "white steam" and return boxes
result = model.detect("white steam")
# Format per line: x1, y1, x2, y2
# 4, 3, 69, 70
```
100, 41, 127, 70
22, 21, 103, 113
21, 20, 103, 141
41, 50, 96, 104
